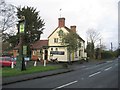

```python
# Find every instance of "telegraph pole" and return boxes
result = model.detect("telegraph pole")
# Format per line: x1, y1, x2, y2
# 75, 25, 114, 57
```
111, 42, 113, 51
118, 42, 120, 56
99, 39, 101, 59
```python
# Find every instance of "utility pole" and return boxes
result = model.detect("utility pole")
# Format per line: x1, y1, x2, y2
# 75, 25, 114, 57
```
111, 42, 113, 51
99, 39, 101, 59
118, 42, 120, 56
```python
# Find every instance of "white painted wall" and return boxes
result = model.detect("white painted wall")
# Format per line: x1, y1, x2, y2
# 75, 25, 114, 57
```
48, 27, 69, 46
48, 47, 68, 62
48, 27, 69, 62
48, 27, 86, 62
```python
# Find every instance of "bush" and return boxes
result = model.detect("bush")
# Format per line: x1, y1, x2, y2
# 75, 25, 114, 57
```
101, 51, 114, 59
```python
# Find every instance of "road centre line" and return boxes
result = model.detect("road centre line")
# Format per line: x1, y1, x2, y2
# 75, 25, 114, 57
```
52, 80, 78, 90
104, 67, 112, 71
89, 71, 101, 77
82, 65, 86, 67
106, 61, 113, 63
85, 65, 100, 70
85, 63, 107, 70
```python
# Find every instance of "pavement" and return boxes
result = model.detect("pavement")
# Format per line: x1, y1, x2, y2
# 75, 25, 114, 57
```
2, 59, 108, 85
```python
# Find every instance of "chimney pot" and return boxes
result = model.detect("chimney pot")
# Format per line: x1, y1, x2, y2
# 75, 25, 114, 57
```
70, 25, 76, 32
58, 18, 65, 27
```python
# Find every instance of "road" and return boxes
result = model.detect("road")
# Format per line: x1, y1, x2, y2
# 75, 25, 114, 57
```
3, 59, 118, 89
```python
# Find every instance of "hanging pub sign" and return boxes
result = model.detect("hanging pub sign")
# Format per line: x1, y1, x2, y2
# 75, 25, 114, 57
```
20, 21, 25, 33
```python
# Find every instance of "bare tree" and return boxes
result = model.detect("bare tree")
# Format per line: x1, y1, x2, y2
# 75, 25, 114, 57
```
0, 0, 17, 41
86, 28, 101, 44
86, 28, 101, 59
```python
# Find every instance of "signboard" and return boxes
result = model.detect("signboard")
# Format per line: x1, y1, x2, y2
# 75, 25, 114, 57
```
50, 51, 64, 55
23, 45, 27, 55
20, 22, 25, 33
24, 57, 30, 61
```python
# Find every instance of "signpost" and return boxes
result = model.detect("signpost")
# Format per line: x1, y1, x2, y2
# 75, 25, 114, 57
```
18, 16, 26, 71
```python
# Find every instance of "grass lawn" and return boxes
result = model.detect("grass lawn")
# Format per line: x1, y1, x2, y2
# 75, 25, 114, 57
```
1, 65, 62, 77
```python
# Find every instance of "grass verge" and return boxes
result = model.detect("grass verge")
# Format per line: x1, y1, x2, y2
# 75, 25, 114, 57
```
1, 65, 62, 77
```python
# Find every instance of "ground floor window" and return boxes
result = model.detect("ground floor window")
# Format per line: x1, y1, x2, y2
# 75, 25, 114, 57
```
75, 51, 78, 58
50, 51, 64, 55
33, 50, 37, 55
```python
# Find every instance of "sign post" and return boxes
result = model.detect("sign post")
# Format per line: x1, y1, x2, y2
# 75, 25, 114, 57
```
18, 16, 26, 71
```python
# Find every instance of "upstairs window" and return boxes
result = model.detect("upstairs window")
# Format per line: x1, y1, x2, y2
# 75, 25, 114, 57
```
54, 38, 58, 43
59, 38, 63, 43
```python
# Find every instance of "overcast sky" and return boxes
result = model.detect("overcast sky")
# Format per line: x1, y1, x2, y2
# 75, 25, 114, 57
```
6, 0, 119, 50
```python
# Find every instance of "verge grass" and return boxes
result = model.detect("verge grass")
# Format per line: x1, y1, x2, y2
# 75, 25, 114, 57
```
1, 65, 62, 77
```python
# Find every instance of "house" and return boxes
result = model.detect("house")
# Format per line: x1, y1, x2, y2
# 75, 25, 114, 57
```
13, 40, 48, 62
31, 40, 48, 61
13, 17, 87, 62
48, 17, 86, 62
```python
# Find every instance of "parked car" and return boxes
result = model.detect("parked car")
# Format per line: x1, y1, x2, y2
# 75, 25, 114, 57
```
0, 57, 16, 67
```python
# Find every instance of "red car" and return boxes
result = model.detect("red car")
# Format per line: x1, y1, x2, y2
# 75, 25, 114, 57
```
0, 57, 16, 67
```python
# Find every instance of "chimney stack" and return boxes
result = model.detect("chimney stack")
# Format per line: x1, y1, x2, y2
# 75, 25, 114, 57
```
70, 25, 76, 32
58, 18, 65, 27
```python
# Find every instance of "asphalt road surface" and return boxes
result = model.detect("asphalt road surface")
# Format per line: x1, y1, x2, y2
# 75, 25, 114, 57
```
3, 59, 118, 89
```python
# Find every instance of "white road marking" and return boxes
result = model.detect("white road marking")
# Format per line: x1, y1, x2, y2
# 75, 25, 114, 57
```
82, 66, 86, 67
85, 65, 101, 70
104, 67, 112, 71
106, 61, 113, 63
89, 71, 101, 77
52, 80, 78, 90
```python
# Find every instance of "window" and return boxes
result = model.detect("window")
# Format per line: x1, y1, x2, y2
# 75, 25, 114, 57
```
59, 38, 63, 43
75, 51, 78, 58
33, 50, 36, 55
50, 51, 65, 55
54, 38, 58, 43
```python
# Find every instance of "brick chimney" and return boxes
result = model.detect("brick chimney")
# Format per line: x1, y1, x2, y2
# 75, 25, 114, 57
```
70, 25, 76, 32
58, 18, 65, 27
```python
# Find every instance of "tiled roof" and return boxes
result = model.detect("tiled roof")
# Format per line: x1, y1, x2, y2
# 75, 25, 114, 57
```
64, 26, 71, 32
14, 40, 48, 50
14, 43, 21, 49
32, 40, 48, 49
